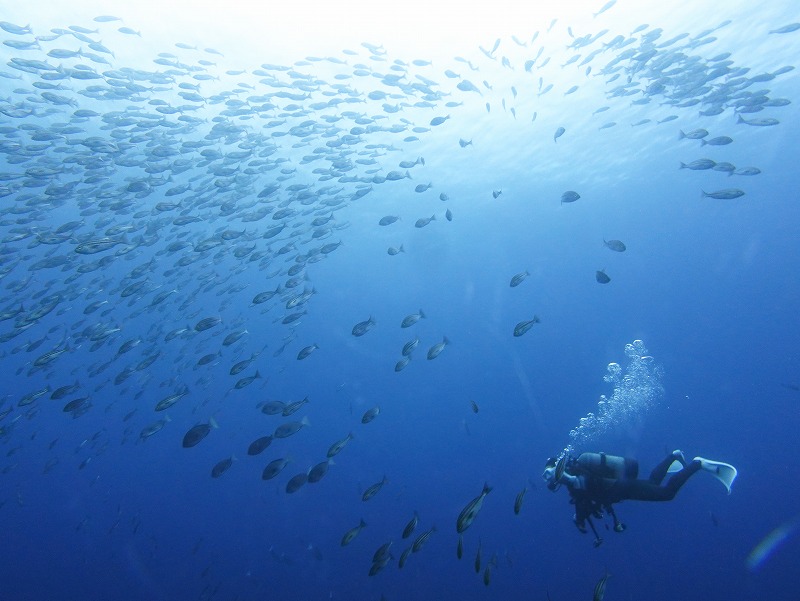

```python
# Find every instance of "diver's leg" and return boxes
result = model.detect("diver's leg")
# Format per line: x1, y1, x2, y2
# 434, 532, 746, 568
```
649, 450, 686, 484
623, 460, 702, 501
662, 459, 702, 497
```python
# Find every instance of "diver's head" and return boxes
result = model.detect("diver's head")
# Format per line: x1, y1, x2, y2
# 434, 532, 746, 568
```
542, 457, 559, 491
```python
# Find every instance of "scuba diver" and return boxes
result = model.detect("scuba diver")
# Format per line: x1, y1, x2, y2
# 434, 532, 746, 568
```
542, 450, 737, 547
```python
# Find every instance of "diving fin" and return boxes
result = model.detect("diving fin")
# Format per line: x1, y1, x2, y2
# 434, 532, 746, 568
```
666, 460, 684, 474
667, 450, 687, 474
695, 457, 738, 494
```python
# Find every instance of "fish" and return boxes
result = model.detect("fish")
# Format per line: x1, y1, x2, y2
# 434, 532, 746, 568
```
414, 214, 436, 228
678, 128, 708, 139
395, 357, 411, 372
273, 416, 310, 439
378, 215, 400, 226
561, 190, 580, 204
307, 460, 331, 483
63, 397, 91, 414
470, 400, 479, 413
769, 23, 800, 34
457, 535, 463, 559
412, 526, 436, 552
701, 189, 745, 200
362, 475, 388, 501
282, 397, 309, 416
296, 344, 319, 360
74, 237, 126, 255
361, 406, 380, 424
341, 519, 367, 546
474, 539, 482, 572
510, 271, 529, 287
594, 0, 617, 18
247, 435, 273, 456
514, 487, 527, 514
737, 115, 779, 126
402, 337, 420, 356
372, 540, 393, 565
369, 546, 393, 576
222, 329, 248, 346
0, 21, 33, 35
603, 239, 626, 252
194, 316, 221, 332
261, 401, 286, 415
402, 511, 419, 538
700, 136, 733, 146
182, 417, 218, 448
140, 417, 170, 441
514, 317, 540, 337
32, 343, 70, 367
680, 159, 716, 170
234, 371, 262, 389
398, 546, 412, 568
456, 80, 481, 94
401, 309, 426, 328
262, 457, 291, 480
427, 336, 449, 360
457, 483, 492, 533
596, 269, 611, 284
50, 381, 81, 400
554, 126, 566, 141
713, 162, 736, 174
286, 472, 308, 494
352, 316, 376, 336
327, 432, 354, 458
593, 572, 611, 601
211, 456, 234, 478
154, 388, 189, 412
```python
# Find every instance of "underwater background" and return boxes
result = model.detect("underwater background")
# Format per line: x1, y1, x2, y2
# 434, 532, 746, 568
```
0, 1, 798, 599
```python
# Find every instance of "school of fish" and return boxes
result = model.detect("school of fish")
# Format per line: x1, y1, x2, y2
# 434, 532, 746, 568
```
0, 4, 796, 599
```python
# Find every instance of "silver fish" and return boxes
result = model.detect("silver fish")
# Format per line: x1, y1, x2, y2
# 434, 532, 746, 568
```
457, 483, 492, 533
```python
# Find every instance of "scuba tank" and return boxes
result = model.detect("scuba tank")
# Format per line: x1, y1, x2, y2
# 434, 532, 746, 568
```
576, 452, 638, 480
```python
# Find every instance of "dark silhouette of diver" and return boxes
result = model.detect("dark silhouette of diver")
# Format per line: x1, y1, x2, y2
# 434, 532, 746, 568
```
542, 450, 737, 547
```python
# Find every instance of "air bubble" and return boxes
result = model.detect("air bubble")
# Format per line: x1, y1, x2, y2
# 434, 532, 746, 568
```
565, 340, 663, 455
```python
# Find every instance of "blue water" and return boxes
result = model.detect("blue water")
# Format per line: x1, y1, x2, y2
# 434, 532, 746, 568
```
1, 1, 799, 600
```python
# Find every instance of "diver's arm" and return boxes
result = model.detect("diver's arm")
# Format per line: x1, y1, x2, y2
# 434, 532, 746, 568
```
560, 473, 583, 489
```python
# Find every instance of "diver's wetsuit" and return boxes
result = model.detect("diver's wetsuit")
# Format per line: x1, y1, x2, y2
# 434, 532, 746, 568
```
567, 453, 702, 532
